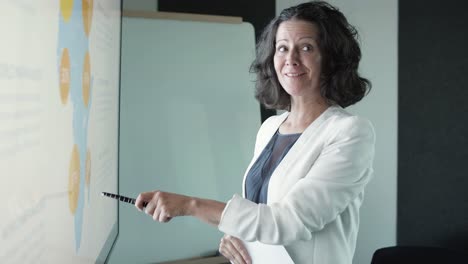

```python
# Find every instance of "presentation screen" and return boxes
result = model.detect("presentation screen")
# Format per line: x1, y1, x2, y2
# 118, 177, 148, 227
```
0, 0, 121, 263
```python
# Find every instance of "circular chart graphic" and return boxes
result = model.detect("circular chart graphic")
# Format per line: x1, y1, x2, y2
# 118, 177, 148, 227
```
58, 0, 94, 251
82, 51, 91, 107
68, 145, 80, 214
60, 0, 74, 22
59, 48, 71, 105
82, 0, 94, 37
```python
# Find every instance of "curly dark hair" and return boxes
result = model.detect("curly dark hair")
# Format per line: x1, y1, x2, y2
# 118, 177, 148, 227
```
251, 1, 371, 110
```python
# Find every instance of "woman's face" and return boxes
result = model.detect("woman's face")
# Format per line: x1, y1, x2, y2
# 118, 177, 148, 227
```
274, 20, 322, 99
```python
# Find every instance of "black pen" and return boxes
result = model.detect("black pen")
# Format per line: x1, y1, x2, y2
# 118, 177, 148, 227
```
101, 192, 148, 207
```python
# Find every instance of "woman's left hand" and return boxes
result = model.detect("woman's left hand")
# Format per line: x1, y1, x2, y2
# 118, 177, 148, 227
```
135, 190, 194, 222
219, 234, 251, 264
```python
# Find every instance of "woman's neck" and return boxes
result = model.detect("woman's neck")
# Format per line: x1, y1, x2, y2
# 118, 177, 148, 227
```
280, 98, 330, 134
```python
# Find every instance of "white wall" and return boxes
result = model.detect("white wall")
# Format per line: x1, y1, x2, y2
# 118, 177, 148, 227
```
276, 0, 398, 263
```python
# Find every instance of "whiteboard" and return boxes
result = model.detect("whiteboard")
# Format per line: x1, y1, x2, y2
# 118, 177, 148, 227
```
108, 16, 260, 263
0, 0, 121, 263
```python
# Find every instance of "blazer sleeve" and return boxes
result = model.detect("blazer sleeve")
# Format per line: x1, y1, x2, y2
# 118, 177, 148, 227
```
218, 116, 376, 245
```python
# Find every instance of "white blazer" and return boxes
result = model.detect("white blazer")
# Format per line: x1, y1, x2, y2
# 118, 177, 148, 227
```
218, 105, 375, 264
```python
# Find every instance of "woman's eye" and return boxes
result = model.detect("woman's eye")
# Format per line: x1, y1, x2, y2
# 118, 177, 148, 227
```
277, 46, 287, 52
302, 45, 312, 51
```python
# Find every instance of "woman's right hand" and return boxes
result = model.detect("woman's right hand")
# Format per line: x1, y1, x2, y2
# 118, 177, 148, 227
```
219, 234, 252, 264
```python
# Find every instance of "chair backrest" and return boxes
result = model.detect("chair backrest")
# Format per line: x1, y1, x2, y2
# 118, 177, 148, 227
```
371, 246, 468, 264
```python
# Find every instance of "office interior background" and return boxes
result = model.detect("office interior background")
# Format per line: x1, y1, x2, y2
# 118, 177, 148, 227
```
110, 0, 466, 263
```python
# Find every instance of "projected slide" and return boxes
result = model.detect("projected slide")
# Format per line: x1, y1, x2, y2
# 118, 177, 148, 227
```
0, 0, 121, 263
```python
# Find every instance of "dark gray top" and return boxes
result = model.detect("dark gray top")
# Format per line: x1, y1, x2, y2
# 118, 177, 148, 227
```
245, 130, 301, 204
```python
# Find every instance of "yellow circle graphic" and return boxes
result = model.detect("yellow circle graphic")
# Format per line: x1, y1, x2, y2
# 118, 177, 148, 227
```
82, 0, 94, 37
82, 51, 91, 107
85, 149, 91, 187
59, 48, 71, 105
60, 0, 74, 22
68, 145, 80, 215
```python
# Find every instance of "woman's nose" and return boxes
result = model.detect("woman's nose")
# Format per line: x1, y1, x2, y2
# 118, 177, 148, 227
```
285, 50, 300, 66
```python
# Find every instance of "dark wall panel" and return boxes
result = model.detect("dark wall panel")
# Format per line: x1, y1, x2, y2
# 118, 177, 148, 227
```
158, 0, 276, 122
398, 0, 468, 251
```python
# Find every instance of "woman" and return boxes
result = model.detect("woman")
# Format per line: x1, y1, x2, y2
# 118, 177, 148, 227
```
135, 1, 375, 263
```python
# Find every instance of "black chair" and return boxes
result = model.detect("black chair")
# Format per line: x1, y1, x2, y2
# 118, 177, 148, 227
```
371, 246, 468, 264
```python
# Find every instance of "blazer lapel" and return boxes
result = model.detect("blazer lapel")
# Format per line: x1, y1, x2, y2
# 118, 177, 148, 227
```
267, 106, 340, 203
242, 112, 289, 197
